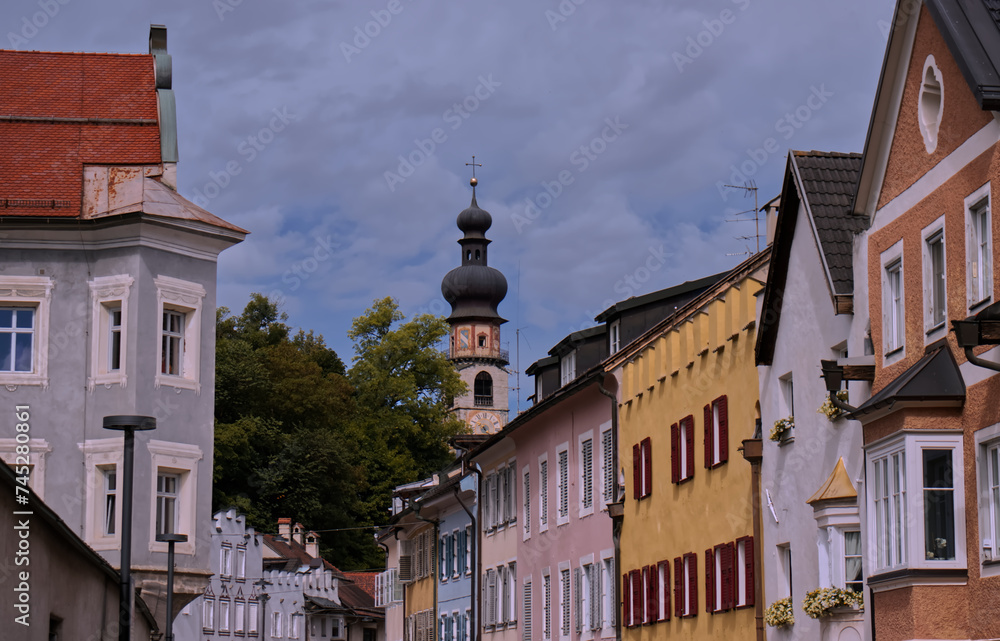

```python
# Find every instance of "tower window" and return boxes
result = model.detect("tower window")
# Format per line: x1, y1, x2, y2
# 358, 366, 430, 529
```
478, 334, 487, 348
475, 250, 481, 260
467, 250, 472, 261
475, 372, 493, 407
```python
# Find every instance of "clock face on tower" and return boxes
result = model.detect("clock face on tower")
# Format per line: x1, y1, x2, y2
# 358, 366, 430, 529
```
468, 410, 501, 434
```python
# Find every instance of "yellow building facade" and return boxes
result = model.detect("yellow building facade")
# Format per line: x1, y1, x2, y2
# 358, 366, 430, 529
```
608, 250, 768, 641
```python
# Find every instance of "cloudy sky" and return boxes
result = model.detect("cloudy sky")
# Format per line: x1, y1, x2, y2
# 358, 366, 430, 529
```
4, 0, 894, 412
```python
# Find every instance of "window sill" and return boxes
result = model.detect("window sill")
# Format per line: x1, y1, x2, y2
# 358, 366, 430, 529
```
89, 373, 127, 392
970, 297, 992, 315
777, 435, 795, 447
925, 321, 946, 337
155, 373, 201, 393
0, 374, 49, 389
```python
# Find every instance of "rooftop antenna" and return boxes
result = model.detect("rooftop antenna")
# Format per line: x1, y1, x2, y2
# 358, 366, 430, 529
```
724, 181, 761, 256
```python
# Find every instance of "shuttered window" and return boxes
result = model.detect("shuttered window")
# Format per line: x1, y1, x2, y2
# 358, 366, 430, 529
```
523, 581, 532, 641
581, 438, 594, 510
657, 560, 670, 621
560, 568, 571, 636
602, 428, 614, 504
557, 449, 569, 521
675, 553, 697, 617
603, 557, 616, 629
543, 574, 552, 639
622, 570, 632, 627
539, 459, 549, 530
735, 535, 755, 607
705, 396, 730, 468
588, 563, 601, 631
523, 469, 531, 538
573, 567, 582, 633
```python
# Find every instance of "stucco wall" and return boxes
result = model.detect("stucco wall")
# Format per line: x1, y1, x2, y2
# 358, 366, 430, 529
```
617, 269, 764, 641
876, 5, 992, 211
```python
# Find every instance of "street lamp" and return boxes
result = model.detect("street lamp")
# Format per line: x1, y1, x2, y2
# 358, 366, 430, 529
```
104, 415, 157, 641
819, 360, 858, 413
156, 533, 188, 641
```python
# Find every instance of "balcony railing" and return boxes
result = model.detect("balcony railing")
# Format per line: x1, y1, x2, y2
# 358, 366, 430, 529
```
474, 395, 493, 407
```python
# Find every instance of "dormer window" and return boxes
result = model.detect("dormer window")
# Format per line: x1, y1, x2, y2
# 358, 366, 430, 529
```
560, 351, 577, 386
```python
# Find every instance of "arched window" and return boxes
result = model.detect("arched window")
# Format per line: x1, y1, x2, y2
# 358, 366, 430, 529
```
475, 371, 493, 407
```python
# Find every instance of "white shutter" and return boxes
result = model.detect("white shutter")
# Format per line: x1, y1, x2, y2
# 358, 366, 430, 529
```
543, 575, 552, 638
540, 461, 548, 527
574, 567, 582, 633
510, 563, 518, 623
602, 429, 613, 503
400, 540, 413, 582
522, 581, 532, 641
499, 566, 508, 625
483, 475, 492, 531
523, 470, 531, 537
559, 450, 569, 518
590, 564, 601, 630
608, 558, 616, 626
582, 438, 593, 509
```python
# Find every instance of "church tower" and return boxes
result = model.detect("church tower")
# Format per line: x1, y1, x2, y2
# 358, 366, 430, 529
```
441, 175, 509, 434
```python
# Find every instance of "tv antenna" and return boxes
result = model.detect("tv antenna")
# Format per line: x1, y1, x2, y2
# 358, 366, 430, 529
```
723, 181, 762, 256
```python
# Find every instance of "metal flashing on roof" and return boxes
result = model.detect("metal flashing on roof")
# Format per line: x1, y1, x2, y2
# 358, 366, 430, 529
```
847, 346, 966, 422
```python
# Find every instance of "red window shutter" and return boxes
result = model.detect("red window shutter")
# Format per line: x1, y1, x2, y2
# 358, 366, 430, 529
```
687, 553, 698, 616
670, 423, 679, 484
684, 416, 695, 481
632, 443, 641, 499
649, 564, 659, 623
705, 549, 715, 613
642, 566, 652, 624
641, 437, 652, 497
632, 570, 642, 626
741, 535, 755, 607
673, 557, 682, 618
722, 543, 733, 611
658, 560, 670, 621
703, 404, 713, 468
717, 395, 729, 464
622, 571, 632, 627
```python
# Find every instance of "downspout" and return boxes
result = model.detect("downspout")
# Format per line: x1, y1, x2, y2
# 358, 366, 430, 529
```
597, 381, 622, 641
739, 423, 765, 641
466, 462, 484, 641
962, 346, 1000, 372
453, 485, 477, 641
412, 503, 439, 641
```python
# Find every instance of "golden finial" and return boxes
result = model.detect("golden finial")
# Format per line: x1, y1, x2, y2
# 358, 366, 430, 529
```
466, 155, 482, 188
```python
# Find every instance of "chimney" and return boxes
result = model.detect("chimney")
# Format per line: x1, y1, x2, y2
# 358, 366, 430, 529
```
764, 196, 781, 247
277, 518, 292, 540
306, 532, 320, 559
293, 522, 305, 546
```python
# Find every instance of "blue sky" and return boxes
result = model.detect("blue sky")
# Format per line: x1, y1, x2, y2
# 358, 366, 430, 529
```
2, 0, 893, 412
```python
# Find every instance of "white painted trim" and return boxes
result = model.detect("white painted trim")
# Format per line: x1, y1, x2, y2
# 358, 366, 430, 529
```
0, 275, 54, 389
148, 439, 203, 555
0, 438, 51, 499
872, 120, 1000, 233
917, 55, 944, 154
920, 216, 947, 343
974, 423, 1000, 578
965, 182, 993, 312
154, 275, 206, 394
881, 240, 906, 365
79, 438, 124, 550
88, 275, 134, 392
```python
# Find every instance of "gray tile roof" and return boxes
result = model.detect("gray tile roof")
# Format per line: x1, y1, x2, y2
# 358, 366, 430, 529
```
792, 151, 865, 295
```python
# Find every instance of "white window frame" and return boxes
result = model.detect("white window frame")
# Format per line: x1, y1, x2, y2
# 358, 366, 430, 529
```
600, 552, 615, 630
560, 350, 576, 386
452, 528, 460, 578
538, 454, 549, 533
866, 430, 967, 577
236, 545, 247, 581
0, 275, 53, 388
148, 440, 203, 555
154, 275, 206, 393
922, 217, 948, 340
289, 613, 303, 639
579, 430, 595, 518
777, 544, 792, 599
609, 321, 621, 355
156, 471, 180, 538
465, 525, 472, 575
80, 438, 123, 550
975, 423, 1000, 578
219, 598, 231, 634
881, 241, 905, 364
272, 611, 283, 638
556, 443, 570, 526
221, 543, 233, 579
248, 600, 259, 635
710, 399, 723, 466
966, 183, 993, 312
234, 598, 246, 634
0, 438, 51, 500
88, 275, 134, 391
203, 596, 216, 632
542, 569, 552, 640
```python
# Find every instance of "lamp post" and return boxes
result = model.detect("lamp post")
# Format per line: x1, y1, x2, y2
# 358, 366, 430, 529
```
156, 533, 187, 641
104, 415, 157, 641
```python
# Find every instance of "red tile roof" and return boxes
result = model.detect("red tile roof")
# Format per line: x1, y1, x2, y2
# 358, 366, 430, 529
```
0, 50, 161, 218
343, 572, 378, 599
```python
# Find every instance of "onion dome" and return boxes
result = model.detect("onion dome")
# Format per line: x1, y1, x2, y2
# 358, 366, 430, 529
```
441, 179, 508, 323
